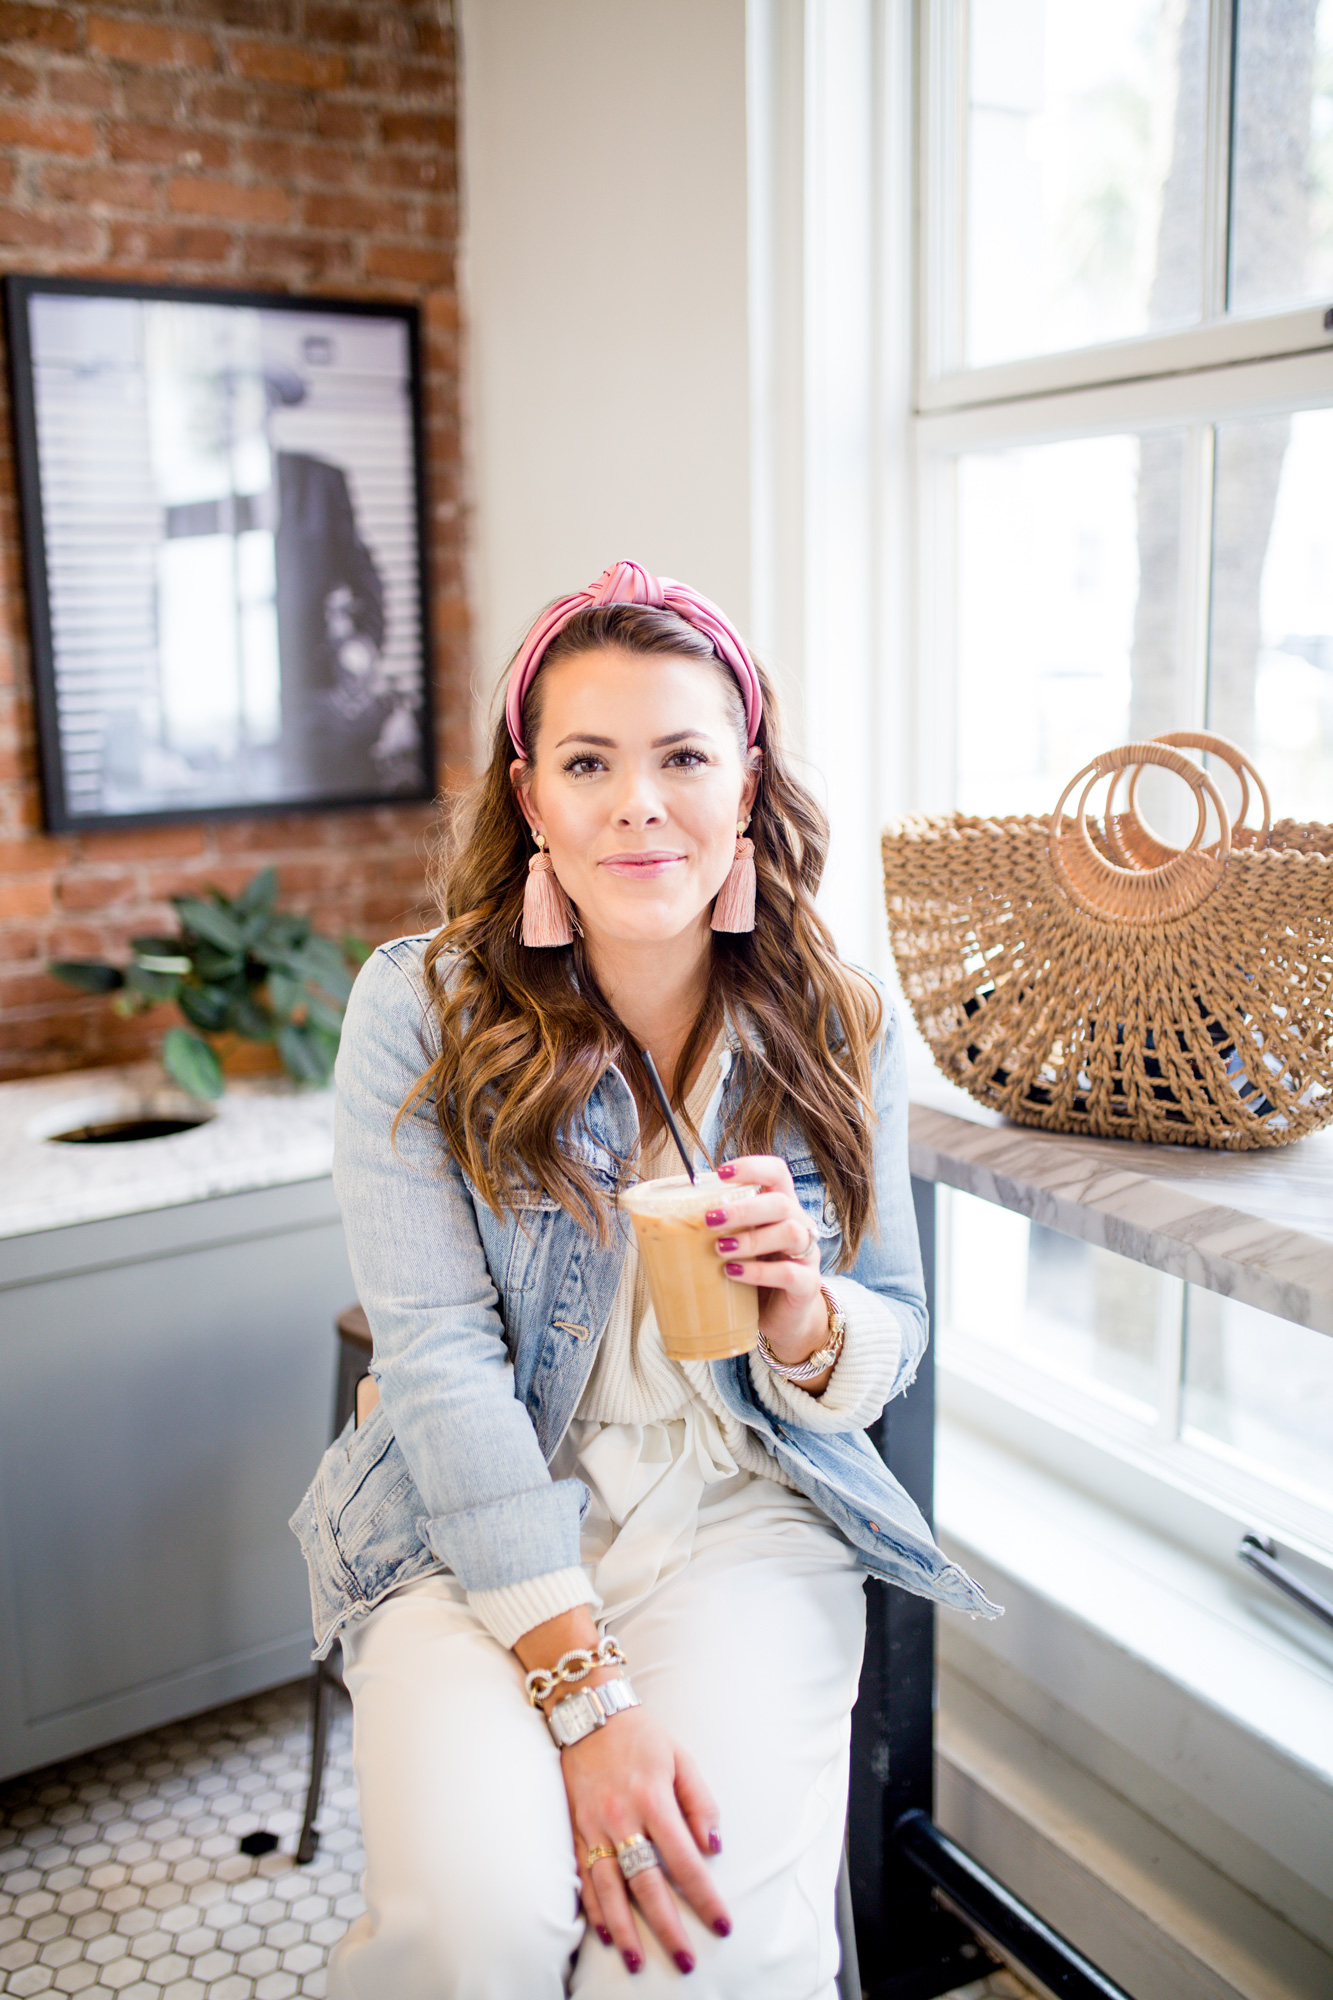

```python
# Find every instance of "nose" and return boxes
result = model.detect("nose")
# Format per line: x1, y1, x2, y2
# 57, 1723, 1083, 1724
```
611, 762, 667, 829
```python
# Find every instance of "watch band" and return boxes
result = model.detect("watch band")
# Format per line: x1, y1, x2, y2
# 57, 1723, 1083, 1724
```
757, 1283, 847, 1382
546, 1675, 640, 1749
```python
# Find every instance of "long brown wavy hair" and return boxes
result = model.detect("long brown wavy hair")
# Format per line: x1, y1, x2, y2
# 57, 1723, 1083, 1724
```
405, 603, 882, 1263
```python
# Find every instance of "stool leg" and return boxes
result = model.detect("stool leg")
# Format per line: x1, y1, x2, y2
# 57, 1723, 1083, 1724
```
296, 1661, 336, 1865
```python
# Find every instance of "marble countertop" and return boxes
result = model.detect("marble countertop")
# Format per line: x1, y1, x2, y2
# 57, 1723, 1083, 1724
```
907, 1058, 1333, 1335
0, 1062, 335, 1240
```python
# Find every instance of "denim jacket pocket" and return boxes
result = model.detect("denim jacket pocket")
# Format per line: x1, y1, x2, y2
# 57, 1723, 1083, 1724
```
789, 1156, 841, 1241
292, 1401, 442, 1658
502, 1190, 565, 1293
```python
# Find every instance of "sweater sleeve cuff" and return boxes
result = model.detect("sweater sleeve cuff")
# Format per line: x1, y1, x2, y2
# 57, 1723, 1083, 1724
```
749, 1279, 902, 1433
466, 1566, 598, 1650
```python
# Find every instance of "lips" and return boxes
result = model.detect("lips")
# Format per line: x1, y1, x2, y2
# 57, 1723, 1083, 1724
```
599, 851, 686, 878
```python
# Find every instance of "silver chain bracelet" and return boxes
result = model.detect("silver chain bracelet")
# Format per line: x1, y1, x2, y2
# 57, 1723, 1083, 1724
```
524, 1636, 627, 1708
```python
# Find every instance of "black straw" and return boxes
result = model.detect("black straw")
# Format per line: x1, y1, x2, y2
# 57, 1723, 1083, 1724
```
640, 1049, 696, 1183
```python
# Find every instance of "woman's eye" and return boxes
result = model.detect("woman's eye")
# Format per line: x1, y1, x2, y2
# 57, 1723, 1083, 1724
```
665, 748, 708, 768
561, 755, 606, 776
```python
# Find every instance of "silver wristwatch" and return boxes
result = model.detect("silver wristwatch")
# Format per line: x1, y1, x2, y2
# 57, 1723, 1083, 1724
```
546, 1676, 640, 1749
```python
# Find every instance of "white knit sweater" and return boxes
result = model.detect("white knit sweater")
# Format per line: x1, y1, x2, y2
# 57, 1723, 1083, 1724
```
468, 1036, 903, 1647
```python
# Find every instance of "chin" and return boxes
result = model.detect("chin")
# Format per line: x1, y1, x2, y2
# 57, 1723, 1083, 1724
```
586, 892, 710, 945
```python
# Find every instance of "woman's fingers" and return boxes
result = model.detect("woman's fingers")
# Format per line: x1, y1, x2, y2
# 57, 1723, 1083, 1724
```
575, 1850, 613, 1951
706, 1191, 792, 1240
717, 1153, 796, 1197
673, 1746, 723, 1858
648, 1823, 731, 1943
708, 1180, 820, 1278
587, 1853, 647, 1974
714, 1212, 816, 1264
626, 1862, 702, 1973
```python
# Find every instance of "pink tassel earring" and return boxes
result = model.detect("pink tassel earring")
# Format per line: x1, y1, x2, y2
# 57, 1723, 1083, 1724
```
712, 820, 757, 933
522, 833, 575, 947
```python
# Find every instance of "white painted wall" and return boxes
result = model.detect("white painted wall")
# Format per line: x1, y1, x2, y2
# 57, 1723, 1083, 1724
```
458, 0, 752, 731
458, 0, 913, 974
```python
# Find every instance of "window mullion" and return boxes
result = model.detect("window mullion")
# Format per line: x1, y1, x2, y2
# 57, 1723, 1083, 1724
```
1179, 420, 1216, 733
918, 0, 965, 388
1203, 0, 1238, 322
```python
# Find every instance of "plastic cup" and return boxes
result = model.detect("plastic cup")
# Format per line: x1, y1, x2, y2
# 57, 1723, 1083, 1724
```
620, 1171, 760, 1361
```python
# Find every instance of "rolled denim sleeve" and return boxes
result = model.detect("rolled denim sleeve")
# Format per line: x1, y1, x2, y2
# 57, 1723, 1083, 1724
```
332, 944, 585, 1595
844, 995, 928, 1397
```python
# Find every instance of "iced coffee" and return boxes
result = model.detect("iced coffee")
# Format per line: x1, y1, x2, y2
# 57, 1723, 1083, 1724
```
621, 1172, 760, 1361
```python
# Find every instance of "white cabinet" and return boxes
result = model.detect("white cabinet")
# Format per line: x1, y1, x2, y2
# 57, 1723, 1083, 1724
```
0, 1069, 352, 1778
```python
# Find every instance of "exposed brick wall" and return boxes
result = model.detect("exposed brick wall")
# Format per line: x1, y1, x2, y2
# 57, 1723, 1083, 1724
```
0, 0, 467, 1080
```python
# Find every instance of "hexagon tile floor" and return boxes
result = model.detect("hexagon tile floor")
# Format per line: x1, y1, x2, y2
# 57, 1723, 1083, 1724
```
0, 1680, 361, 2000
0, 1676, 1041, 2000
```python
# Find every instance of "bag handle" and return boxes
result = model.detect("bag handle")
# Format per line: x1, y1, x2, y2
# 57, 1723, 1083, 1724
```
1104, 731, 1270, 867
1047, 742, 1232, 923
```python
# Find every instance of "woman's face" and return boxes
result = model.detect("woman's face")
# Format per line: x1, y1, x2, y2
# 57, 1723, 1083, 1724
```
513, 646, 759, 950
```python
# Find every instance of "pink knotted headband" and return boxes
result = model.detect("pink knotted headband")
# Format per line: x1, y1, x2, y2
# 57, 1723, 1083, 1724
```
504, 559, 763, 758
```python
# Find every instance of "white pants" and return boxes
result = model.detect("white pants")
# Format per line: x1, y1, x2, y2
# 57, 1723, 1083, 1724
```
329, 1487, 867, 2000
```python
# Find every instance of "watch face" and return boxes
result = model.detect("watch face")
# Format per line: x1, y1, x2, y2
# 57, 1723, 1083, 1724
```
552, 1690, 595, 1744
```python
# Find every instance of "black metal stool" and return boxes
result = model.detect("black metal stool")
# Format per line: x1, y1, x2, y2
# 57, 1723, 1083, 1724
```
296, 1302, 374, 1865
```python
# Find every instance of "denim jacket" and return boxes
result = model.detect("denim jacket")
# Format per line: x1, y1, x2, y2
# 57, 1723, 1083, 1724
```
290, 935, 998, 1656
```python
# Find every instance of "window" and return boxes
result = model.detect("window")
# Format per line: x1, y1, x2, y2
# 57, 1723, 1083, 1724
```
938, 1188, 1333, 1556
918, 0, 1333, 1563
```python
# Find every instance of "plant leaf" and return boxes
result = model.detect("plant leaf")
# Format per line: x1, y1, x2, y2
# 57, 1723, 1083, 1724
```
173, 896, 246, 954
276, 1021, 329, 1085
49, 960, 123, 993
251, 912, 309, 962
177, 982, 231, 1032
267, 971, 305, 1020
131, 934, 187, 959
231, 995, 272, 1040
301, 936, 354, 1002
342, 932, 371, 968
235, 867, 278, 918
304, 991, 345, 1037
192, 943, 245, 982
161, 1028, 224, 1100
126, 964, 181, 1003
133, 952, 193, 976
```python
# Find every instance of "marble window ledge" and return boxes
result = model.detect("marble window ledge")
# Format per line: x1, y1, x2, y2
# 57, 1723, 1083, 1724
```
906, 1063, 1333, 1337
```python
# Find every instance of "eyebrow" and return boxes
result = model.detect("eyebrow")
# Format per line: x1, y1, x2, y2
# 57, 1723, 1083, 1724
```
552, 729, 716, 750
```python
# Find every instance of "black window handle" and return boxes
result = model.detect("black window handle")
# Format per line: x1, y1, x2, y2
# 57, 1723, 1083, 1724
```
1237, 1534, 1333, 1634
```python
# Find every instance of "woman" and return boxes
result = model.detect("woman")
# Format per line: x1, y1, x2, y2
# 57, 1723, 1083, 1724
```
293, 561, 995, 2000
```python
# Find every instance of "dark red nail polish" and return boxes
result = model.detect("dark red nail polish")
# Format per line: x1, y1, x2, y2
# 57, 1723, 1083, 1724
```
707, 1830, 722, 1855
718, 1162, 736, 1178
725, 1262, 744, 1277
596, 1926, 613, 1946
624, 1949, 642, 1972
674, 1950, 696, 1973
712, 1917, 731, 1937
716, 1236, 738, 1253
704, 1207, 727, 1226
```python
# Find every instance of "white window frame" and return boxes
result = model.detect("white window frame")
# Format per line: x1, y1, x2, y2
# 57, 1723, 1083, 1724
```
912, 0, 1333, 1569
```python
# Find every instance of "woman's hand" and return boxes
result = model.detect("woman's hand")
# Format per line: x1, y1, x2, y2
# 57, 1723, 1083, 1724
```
564, 1706, 730, 1975
513, 1609, 729, 1972
706, 1156, 832, 1386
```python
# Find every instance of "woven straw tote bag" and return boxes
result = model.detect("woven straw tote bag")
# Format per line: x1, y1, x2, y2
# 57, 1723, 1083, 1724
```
881, 738, 1333, 1148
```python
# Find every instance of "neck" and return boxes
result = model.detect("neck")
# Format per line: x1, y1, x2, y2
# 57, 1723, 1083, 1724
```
583, 916, 713, 1093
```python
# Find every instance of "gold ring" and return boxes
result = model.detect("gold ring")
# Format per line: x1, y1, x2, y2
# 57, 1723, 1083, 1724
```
786, 1225, 819, 1263
585, 1845, 617, 1866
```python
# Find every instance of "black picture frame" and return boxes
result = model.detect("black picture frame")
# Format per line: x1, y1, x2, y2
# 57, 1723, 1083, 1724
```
4, 274, 436, 832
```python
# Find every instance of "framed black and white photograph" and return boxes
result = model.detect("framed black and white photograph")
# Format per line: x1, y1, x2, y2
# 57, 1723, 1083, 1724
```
5, 275, 434, 831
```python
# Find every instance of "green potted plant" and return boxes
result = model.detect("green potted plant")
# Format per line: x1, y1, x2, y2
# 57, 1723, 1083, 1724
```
50, 867, 367, 1100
